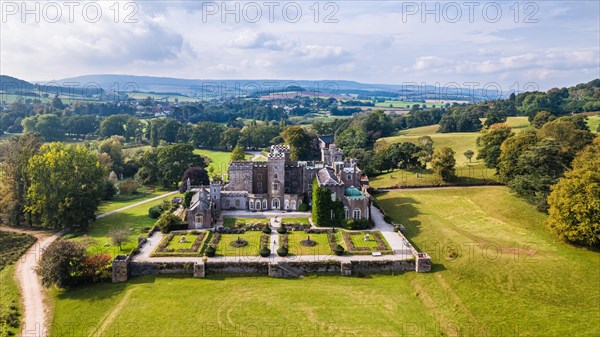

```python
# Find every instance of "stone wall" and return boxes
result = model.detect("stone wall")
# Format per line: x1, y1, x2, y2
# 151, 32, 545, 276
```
129, 261, 195, 276
205, 261, 269, 275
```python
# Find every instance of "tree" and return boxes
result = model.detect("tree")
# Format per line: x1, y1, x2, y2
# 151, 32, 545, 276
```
538, 117, 595, 163
25, 143, 106, 229
98, 136, 125, 174
476, 124, 514, 169
484, 109, 507, 127
155, 144, 206, 188
547, 137, 600, 247
36, 240, 86, 288
230, 145, 246, 161
179, 167, 210, 193
281, 126, 319, 161
109, 229, 131, 251
99, 114, 140, 141
156, 212, 182, 233
417, 136, 434, 165
65, 115, 98, 139
507, 139, 567, 210
21, 114, 65, 141
0, 134, 44, 226
52, 95, 65, 110
498, 129, 539, 183
464, 150, 474, 163
531, 111, 556, 129
431, 147, 456, 182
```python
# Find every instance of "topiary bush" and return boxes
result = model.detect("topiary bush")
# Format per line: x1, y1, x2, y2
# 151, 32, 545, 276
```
298, 203, 309, 212
262, 226, 272, 234
205, 246, 216, 257
333, 244, 345, 256
259, 246, 271, 257
277, 226, 287, 234
148, 205, 164, 219
277, 247, 288, 257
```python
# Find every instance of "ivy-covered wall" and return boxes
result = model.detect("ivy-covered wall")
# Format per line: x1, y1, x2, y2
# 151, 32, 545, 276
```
311, 179, 344, 227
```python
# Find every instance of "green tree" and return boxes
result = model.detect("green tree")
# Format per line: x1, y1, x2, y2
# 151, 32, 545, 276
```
538, 117, 595, 162
98, 136, 125, 174
417, 135, 434, 165
21, 114, 65, 141
156, 212, 182, 233
109, 229, 131, 251
281, 126, 319, 161
64, 115, 98, 139
230, 145, 246, 161
0, 134, 44, 225
464, 150, 474, 163
547, 138, 600, 247
498, 129, 539, 183
99, 115, 140, 141
476, 123, 514, 169
483, 109, 507, 127
431, 147, 456, 182
156, 144, 206, 188
179, 167, 210, 192
36, 240, 86, 288
531, 111, 556, 129
25, 143, 106, 229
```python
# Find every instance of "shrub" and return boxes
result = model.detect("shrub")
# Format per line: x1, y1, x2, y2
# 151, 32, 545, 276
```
259, 246, 271, 257
277, 247, 288, 257
36, 240, 86, 288
262, 226, 272, 234
148, 205, 164, 219
155, 212, 183, 233
118, 180, 140, 194
183, 190, 195, 208
277, 226, 287, 234
205, 246, 216, 257
102, 180, 117, 201
343, 219, 370, 230
383, 214, 393, 224
333, 244, 345, 256
298, 203, 309, 212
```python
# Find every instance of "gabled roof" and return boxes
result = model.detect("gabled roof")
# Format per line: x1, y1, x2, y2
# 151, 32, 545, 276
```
317, 167, 343, 187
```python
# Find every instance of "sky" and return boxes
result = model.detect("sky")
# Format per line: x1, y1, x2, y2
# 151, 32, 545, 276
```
1, 0, 599, 92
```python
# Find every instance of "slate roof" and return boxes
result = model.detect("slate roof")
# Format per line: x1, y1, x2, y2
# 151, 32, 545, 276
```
317, 168, 343, 187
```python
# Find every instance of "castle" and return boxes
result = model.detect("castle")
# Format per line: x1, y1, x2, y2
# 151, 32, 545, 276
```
186, 137, 370, 229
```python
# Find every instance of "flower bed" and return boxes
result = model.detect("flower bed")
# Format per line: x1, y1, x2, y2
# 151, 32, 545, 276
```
341, 231, 392, 255
279, 234, 289, 249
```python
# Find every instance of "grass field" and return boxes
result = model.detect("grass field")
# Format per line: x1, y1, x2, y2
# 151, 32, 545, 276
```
50, 274, 435, 337
215, 232, 264, 256
285, 232, 331, 255
127, 92, 200, 103
587, 115, 599, 133
369, 163, 499, 188
193, 149, 249, 174
0, 231, 37, 337
0, 265, 21, 337
375, 186, 600, 337
97, 187, 172, 214
66, 193, 179, 256
377, 117, 530, 167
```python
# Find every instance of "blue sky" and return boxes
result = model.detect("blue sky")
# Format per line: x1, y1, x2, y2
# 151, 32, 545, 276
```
1, 1, 598, 91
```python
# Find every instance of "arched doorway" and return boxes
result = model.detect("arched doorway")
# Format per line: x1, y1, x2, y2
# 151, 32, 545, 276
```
272, 198, 280, 210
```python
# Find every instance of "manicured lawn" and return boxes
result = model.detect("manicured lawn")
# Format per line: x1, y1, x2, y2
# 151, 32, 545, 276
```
67, 194, 180, 256
284, 232, 331, 256
165, 234, 201, 250
50, 274, 435, 337
223, 217, 269, 227
215, 232, 264, 256
376, 186, 600, 337
341, 231, 392, 254
281, 217, 309, 225
97, 187, 172, 214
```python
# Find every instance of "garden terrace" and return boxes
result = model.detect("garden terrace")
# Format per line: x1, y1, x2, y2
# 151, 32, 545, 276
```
284, 231, 333, 256
341, 231, 392, 255
280, 218, 310, 225
151, 231, 209, 257
214, 231, 264, 256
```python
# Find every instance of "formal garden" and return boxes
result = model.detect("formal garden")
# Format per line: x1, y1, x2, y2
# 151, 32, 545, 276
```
151, 231, 211, 257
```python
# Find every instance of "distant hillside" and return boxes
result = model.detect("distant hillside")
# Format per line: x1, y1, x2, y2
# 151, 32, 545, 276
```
0, 75, 106, 99
55, 74, 502, 101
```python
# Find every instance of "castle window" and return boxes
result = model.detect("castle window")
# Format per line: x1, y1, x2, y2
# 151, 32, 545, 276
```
331, 192, 336, 201
344, 207, 349, 219
273, 183, 279, 192
195, 214, 204, 225
330, 210, 334, 219
353, 208, 361, 220
365, 207, 369, 219
258, 174, 262, 180
235, 200, 240, 207
274, 173, 278, 180
347, 174, 352, 181
263, 200, 267, 209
